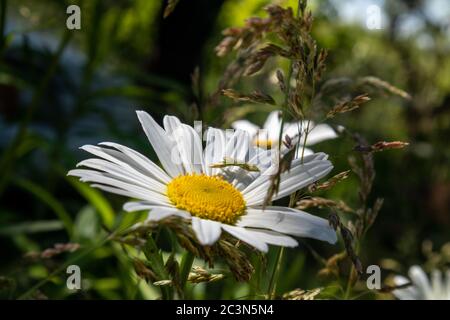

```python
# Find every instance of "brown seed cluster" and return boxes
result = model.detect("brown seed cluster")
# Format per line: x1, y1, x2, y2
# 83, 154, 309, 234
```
24, 243, 80, 260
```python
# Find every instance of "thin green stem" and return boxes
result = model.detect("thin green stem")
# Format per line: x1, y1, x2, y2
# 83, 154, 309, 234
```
249, 255, 262, 299
343, 267, 355, 300
299, 119, 311, 163
265, 0, 305, 301
179, 251, 195, 298
343, 241, 361, 299
267, 247, 285, 300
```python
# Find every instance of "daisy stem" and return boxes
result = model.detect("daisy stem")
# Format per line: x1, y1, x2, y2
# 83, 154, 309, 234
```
267, 190, 299, 299
249, 254, 263, 299
344, 266, 356, 300
343, 241, 361, 299
267, 247, 285, 300
179, 251, 195, 298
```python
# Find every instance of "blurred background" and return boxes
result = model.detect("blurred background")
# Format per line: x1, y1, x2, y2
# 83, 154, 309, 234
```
0, 0, 449, 299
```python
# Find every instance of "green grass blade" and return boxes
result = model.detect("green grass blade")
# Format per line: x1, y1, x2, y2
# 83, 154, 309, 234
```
0, 220, 64, 236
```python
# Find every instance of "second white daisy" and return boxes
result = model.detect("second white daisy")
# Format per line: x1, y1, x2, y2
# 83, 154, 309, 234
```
232, 110, 341, 156
393, 265, 450, 300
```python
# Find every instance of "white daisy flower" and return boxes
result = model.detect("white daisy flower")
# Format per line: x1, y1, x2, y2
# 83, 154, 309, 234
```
393, 265, 450, 300
232, 110, 341, 156
68, 111, 337, 252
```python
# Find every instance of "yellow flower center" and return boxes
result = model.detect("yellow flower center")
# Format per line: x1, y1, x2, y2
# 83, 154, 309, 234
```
254, 138, 273, 149
166, 174, 246, 224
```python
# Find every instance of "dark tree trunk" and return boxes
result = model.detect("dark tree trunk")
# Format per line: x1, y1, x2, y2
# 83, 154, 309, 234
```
147, 0, 226, 101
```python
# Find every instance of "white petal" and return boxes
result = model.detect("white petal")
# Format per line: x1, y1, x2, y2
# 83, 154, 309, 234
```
218, 129, 254, 187
242, 153, 333, 205
163, 116, 204, 174
294, 146, 314, 158
77, 158, 166, 194
242, 229, 298, 247
204, 128, 226, 176
283, 121, 304, 140
90, 184, 142, 199
221, 224, 268, 252
147, 207, 191, 221
136, 110, 184, 178
393, 275, 410, 287
123, 201, 174, 212
274, 160, 332, 200
68, 169, 170, 205
409, 265, 433, 299
231, 120, 259, 137
224, 129, 251, 163
431, 270, 443, 299
237, 207, 337, 244
78, 144, 170, 189
304, 123, 339, 146
248, 147, 277, 173
98, 142, 171, 184
243, 152, 326, 194
392, 275, 420, 300
191, 217, 222, 246
263, 111, 282, 136
223, 167, 260, 191
79, 145, 145, 171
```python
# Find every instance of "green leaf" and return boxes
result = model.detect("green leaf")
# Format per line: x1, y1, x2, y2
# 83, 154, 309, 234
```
143, 236, 173, 299
73, 206, 101, 243
143, 236, 169, 279
114, 210, 148, 235
66, 176, 115, 228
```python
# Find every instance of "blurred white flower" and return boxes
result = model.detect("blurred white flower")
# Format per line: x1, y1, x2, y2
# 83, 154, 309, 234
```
232, 110, 342, 157
393, 265, 450, 300
68, 111, 337, 252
